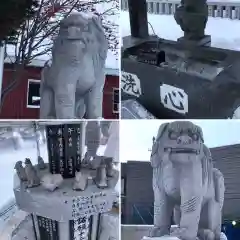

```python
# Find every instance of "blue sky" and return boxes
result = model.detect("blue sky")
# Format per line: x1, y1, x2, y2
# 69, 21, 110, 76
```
120, 120, 240, 162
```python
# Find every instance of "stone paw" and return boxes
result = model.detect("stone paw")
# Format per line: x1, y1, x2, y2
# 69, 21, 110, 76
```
170, 227, 199, 240
149, 227, 170, 237
198, 229, 215, 240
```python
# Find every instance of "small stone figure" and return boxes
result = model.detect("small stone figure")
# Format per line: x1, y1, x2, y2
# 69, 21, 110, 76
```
72, 171, 88, 191
37, 156, 46, 170
105, 157, 114, 177
25, 158, 41, 188
41, 173, 63, 192
14, 161, 27, 182
174, 0, 210, 45
94, 161, 108, 189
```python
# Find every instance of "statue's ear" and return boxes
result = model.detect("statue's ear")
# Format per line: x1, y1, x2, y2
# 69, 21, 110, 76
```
150, 123, 169, 168
156, 123, 169, 141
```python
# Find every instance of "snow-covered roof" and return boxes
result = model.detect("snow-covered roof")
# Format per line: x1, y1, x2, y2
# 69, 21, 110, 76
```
4, 50, 119, 76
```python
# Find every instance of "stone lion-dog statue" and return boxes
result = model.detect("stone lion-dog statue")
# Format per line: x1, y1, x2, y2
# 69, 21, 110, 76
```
40, 13, 108, 119
149, 121, 225, 240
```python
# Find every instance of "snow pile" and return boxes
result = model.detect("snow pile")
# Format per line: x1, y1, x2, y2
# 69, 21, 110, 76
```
41, 173, 63, 191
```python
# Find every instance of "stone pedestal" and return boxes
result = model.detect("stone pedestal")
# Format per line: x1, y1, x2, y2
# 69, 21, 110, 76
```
177, 35, 211, 47
13, 123, 119, 240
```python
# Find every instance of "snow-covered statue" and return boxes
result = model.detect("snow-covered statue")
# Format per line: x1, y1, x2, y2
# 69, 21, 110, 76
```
149, 121, 226, 240
40, 12, 108, 119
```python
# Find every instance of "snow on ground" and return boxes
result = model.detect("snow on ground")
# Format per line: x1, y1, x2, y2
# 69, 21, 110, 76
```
121, 11, 240, 51
0, 138, 119, 209
0, 141, 47, 209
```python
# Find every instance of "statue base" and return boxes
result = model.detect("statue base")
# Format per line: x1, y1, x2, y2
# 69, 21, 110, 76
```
177, 35, 211, 47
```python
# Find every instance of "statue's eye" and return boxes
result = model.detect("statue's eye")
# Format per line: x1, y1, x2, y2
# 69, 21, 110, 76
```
192, 133, 199, 141
168, 131, 178, 139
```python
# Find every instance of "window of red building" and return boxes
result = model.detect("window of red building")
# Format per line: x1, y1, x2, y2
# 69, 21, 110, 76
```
113, 88, 119, 113
27, 79, 41, 108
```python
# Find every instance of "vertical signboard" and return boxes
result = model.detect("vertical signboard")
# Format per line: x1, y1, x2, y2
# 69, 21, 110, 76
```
63, 124, 77, 178
69, 216, 91, 240
36, 216, 59, 240
76, 124, 81, 171
46, 125, 62, 174
46, 123, 82, 178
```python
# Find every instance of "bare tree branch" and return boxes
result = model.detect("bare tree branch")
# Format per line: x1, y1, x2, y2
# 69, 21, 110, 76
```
1, 0, 119, 110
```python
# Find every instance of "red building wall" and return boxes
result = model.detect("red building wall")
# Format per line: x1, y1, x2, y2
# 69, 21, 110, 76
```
0, 64, 119, 119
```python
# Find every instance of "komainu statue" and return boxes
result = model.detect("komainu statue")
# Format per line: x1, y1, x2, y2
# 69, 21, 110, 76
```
149, 121, 225, 240
40, 13, 108, 119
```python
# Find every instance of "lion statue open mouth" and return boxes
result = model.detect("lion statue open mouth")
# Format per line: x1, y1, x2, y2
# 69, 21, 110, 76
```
149, 121, 225, 240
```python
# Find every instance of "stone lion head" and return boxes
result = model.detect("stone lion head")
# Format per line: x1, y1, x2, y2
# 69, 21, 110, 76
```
15, 161, 23, 169
59, 13, 91, 42
151, 121, 213, 185
50, 12, 107, 72
53, 13, 106, 55
25, 158, 32, 165
151, 121, 204, 166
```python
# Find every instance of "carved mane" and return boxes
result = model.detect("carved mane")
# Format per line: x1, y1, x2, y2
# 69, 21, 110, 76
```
151, 122, 212, 189
201, 144, 213, 186
150, 123, 169, 168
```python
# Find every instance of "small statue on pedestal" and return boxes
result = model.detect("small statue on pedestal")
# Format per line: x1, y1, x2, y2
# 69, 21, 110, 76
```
37, 156, 46, 170
25, 158, 41, 188
14, 161, 27, 182
72, 171, 88, 191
